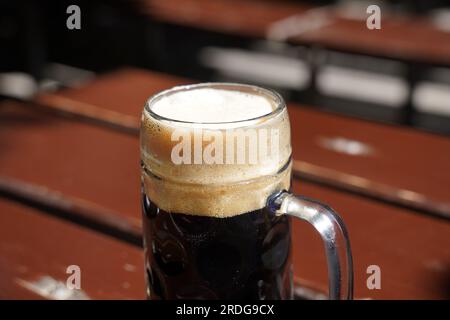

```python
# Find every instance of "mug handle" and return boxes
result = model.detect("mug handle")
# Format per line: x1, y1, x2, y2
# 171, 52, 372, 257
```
268, 191, 354, 300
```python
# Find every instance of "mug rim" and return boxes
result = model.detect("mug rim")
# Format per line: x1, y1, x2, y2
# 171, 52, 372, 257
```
144, 82, 286, 126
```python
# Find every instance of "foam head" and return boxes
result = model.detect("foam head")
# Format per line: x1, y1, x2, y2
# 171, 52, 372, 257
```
140, 83, 292, 217
150, 87, 274, 124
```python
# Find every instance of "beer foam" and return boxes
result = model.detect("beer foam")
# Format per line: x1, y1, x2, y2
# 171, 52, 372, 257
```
141, 84, 292, 218
150, 88, 274, 124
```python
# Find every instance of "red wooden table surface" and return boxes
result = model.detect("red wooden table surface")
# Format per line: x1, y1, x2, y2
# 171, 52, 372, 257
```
1, 68, 449, 298
0, 198, 145, 300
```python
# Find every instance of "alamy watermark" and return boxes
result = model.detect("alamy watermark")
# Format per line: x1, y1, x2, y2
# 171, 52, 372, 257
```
66, 4, 381, 32
66, 264, 81, 290
367, 5, 381, 30
171, 128, 280, 165
366, 265, 381, 290
66, 5, 81, 30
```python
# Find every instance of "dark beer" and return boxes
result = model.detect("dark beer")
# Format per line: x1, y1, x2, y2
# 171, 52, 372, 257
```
142, 193, 292, 300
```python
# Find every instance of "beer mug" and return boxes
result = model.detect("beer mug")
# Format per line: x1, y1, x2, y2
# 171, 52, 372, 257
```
140, 83, 353, 300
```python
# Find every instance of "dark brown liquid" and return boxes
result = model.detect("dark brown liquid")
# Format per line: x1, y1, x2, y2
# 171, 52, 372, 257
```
142, 193, 293, 300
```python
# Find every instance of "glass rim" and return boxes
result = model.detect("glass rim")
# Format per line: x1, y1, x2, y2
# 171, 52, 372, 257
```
144, 82, 286, 126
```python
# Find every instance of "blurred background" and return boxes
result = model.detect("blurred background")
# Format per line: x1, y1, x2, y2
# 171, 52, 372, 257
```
2, 0, 450, 134
1, 0, 450, 300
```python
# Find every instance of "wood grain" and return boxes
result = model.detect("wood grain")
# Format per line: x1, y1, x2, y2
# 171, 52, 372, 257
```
292, 180, 450, 300
1, 97, 449, 298
0, 198, 145, 299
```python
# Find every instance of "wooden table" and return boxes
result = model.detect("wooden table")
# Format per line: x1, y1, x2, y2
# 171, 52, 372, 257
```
0, 197, 145, 299
1, 68, 449, 299
140, 0, 450, 66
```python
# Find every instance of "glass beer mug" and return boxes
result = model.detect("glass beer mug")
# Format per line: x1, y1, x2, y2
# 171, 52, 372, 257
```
140, 83, 353, 300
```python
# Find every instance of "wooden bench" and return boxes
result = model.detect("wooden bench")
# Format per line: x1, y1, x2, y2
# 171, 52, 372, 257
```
140, 0, 450, 66
0, 197, 145, 299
